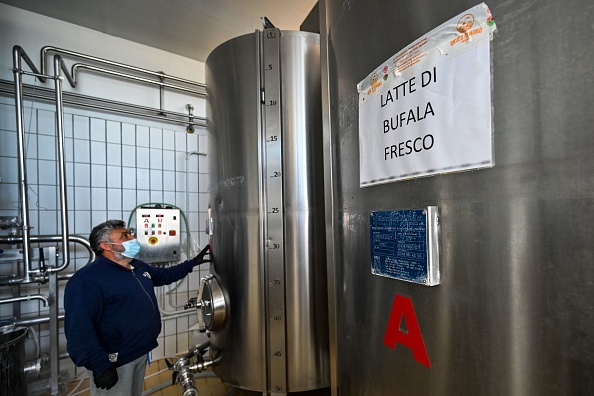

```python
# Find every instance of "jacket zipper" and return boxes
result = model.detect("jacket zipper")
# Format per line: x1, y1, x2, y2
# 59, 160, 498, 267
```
131, 270, 158, 313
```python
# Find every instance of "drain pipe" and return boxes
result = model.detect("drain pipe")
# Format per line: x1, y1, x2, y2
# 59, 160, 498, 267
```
12, 46, 49, 282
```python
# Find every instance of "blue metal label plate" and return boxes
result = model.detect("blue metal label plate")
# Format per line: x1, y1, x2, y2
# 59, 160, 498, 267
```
370, 209, 430, 284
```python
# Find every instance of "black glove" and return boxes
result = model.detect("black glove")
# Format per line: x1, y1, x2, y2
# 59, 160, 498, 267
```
192, 244, 211, 266
94, 366, 118, 390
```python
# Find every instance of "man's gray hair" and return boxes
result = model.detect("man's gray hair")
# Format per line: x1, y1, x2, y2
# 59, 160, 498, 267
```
89, 219, 127, 255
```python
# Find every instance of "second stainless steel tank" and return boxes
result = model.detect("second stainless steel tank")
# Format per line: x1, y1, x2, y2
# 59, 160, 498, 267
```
205, 30, 328, 393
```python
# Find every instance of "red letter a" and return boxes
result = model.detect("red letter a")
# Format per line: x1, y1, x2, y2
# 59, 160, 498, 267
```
383, 294, 431, 368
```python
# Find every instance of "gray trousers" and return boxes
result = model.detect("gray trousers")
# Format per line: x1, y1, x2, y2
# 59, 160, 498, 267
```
88, 354, 147, 396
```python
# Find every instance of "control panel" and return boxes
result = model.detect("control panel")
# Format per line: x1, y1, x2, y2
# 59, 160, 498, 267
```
136, 207, 181, 263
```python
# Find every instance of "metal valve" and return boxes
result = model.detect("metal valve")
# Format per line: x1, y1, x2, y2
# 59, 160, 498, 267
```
167, 340, 217, 396
184, 297, 202, 310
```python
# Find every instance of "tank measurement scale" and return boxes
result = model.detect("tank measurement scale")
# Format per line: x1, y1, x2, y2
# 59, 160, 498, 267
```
261, 28, 287, 395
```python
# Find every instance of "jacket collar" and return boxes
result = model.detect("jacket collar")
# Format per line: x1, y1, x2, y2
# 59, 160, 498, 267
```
95, 255, 138, 270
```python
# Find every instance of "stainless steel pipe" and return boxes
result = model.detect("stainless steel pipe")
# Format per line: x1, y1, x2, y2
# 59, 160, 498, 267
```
11, 45, 48, 282
0, 234, 95, 283
41, 46, 206, 91
13, 315, 64, 327
0, 294, 49, 306
72, 63, 206, 96
0, 79, 207, 128
11, 47, 74, 278
49, 54, 72, 274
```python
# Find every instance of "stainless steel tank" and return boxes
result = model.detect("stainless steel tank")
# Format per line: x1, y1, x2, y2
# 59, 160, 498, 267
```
205, 30, 329, 393
321, 0, 594, 394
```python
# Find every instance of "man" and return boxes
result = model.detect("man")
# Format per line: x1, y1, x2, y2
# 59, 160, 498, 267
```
64, 219, 210, 395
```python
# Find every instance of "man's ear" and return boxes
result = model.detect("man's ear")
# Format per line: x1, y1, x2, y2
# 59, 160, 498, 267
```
99, 241, 113, 252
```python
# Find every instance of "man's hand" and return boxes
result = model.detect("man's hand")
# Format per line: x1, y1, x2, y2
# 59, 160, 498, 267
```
94, 366, 118, 390
192, 244, 211, 266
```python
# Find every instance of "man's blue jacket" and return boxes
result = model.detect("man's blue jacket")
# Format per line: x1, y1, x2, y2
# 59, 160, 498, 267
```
64, 255, 196, 373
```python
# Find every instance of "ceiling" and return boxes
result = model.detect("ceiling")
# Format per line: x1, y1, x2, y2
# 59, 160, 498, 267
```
0, 0, 318, 63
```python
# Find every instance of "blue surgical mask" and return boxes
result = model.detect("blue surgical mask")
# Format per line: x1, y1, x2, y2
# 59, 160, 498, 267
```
120, 239, 141, 258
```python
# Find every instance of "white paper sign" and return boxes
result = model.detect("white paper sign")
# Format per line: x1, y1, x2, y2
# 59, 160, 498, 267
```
358, 3, 497, 187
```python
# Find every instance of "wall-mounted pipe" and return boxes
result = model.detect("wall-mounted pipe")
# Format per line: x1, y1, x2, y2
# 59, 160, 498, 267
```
14, 46, 47, 83
0, 294, 49, 306
53, 55, 75, 87
40, 46, 206, 92
71, 63, 206, 96
0, 79, 207, 128
48, 270, 59, 393
159, 74, 166, 114
11, 45, 51, 282
0, 233, 94, 256
0, 234, 95, 284
13, 314, 64, 327
47, 54, 72, 274
11, 47, 73, 279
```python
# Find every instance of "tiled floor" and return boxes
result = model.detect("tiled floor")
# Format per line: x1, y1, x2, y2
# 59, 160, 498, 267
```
65, 358, 233, 396
65, 359, 330, 395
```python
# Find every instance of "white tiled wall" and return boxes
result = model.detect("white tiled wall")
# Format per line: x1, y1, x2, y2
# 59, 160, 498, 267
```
0, 96, 210, 378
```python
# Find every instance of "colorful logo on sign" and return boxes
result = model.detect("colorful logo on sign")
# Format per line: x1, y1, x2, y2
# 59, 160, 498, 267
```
450, 12, 487, 47
148, 237, 158, 245
367, 72, 383, 95
456, 13, 475, 33
382, 65, 390, 81
486, 8, 495, 27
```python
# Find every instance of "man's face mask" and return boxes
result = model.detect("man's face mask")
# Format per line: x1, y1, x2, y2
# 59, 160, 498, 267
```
111, 239, 141, 259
